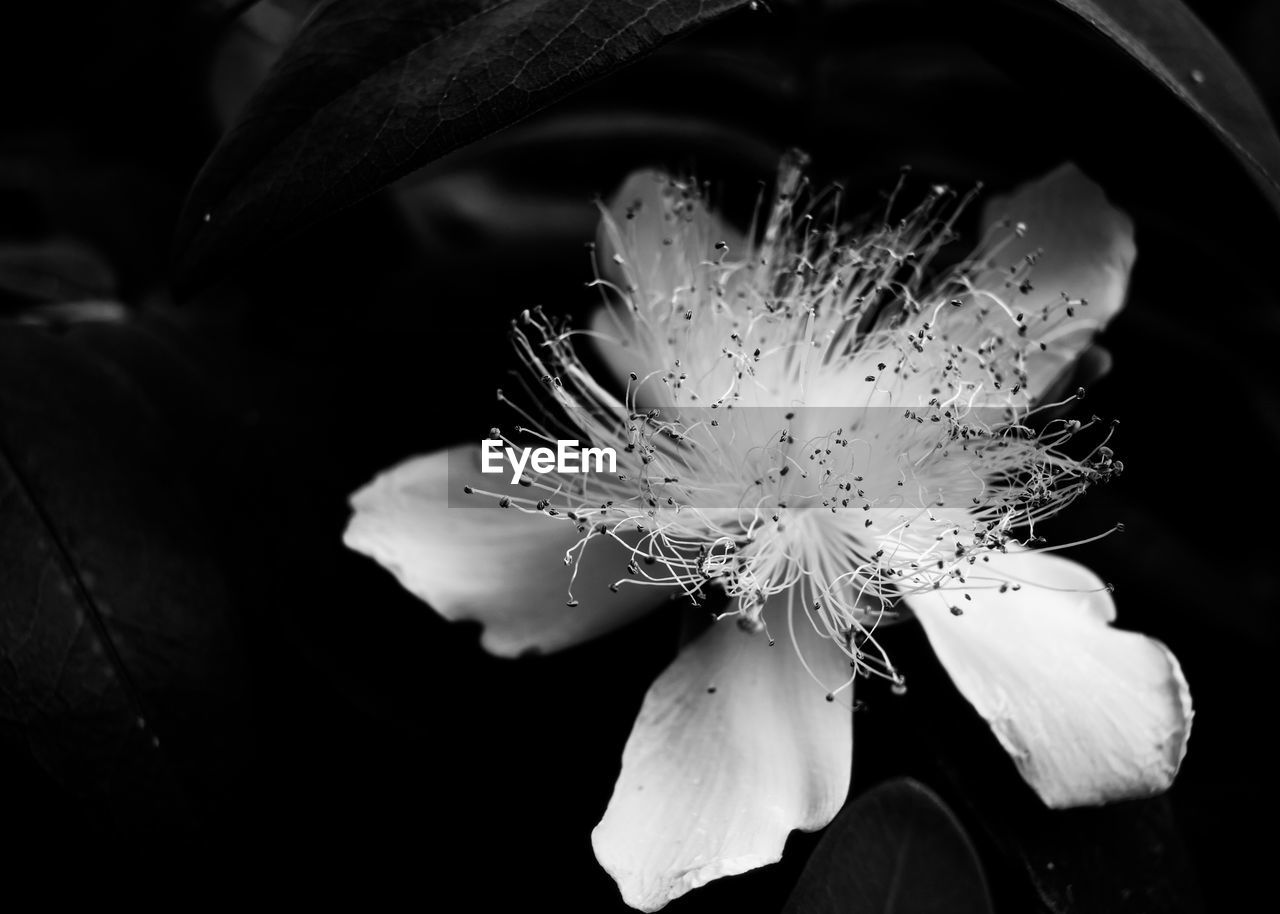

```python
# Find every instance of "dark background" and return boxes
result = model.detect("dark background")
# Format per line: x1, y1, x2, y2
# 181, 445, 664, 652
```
2, 0, 1277, 908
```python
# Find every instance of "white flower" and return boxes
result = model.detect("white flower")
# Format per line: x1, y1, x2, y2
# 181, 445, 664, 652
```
343, 155, 1193, 912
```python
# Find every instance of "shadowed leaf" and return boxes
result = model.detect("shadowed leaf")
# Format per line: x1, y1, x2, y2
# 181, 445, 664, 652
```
0, 316, 251, 838
1048, 0, 1280, 213
0, 239, 116, 307
783, 777, 994, 914
174, 0, 750, 289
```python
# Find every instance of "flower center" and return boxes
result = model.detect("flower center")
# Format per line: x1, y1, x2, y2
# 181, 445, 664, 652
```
465, 155, 1122, 692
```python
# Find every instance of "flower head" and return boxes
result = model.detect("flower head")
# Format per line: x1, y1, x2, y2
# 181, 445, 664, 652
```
344, 155, 1193, 911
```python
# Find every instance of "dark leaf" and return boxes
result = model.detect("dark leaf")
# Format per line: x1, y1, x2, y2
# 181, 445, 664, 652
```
0, 239, 117, 307
1000, 798, 1199, 914
174, 0, 751, 289
0, 314, 252, 841
943, 744, 1204, 914
783, 777, 994, 914
1048, 0, 1280, 213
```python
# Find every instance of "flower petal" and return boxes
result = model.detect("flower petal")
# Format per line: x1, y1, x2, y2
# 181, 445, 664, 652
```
593, 605, 852, 911
970, 163, 1136, 402
917, 164, 1134, 409
904, 549, 1192, 808
591, 170, 747, 398
343, 446, 669, 657
596, 169, 746, 305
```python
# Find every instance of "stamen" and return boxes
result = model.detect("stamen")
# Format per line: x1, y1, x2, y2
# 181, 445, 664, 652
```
472, 156, 1120, 697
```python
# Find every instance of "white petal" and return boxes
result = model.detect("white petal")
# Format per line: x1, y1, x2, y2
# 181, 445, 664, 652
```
904, 549, 1192, 808
343, 447, 668, 657
929, 164, 1136, 405
591, 170, 747, 397
596, 169, 746, 305
593, 606, 852, 911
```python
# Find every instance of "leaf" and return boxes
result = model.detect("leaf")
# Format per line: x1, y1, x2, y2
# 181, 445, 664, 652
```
0, 238, 117, 307
1046, 0, 1280, 213
173, 0, 751, 289
0, 314, 252, 839
1002, 798, 1199, 914
940, 743, 1204, 914
782, 777, 994, 914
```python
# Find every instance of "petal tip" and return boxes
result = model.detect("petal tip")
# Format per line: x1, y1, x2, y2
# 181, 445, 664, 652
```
592, 819, 779, 912
1034, 639, 1193, 810
1003, 161, 1137, 266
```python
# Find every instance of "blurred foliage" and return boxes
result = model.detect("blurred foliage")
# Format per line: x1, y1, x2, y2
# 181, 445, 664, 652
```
783, 778, 995, 914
